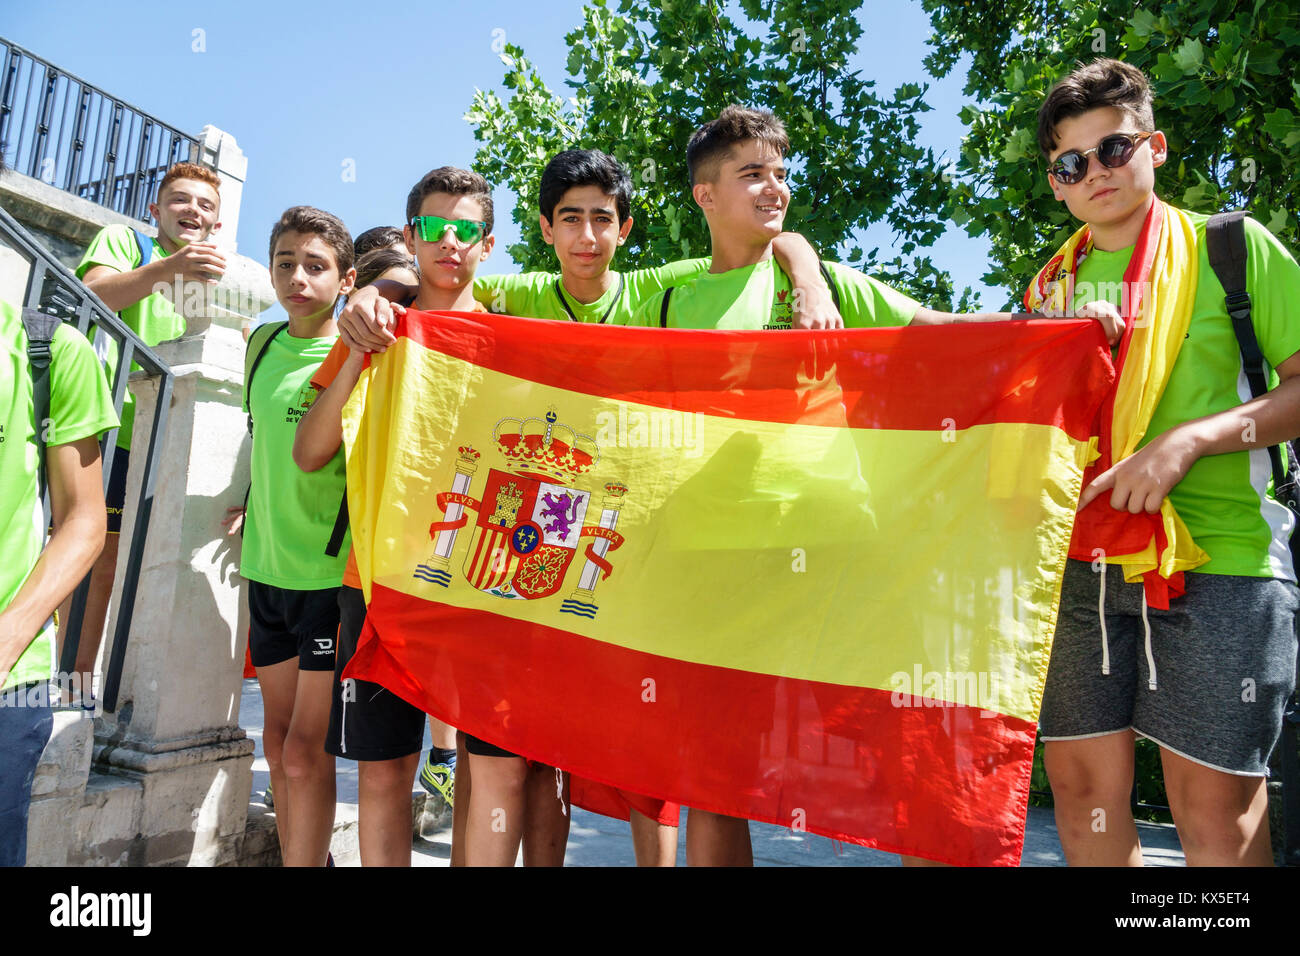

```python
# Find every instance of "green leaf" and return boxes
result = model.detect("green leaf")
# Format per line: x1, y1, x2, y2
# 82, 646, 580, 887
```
1181, 179, 1217, 208
999, 128, 1034, 163
1262, 108, 1298, 144
1129, 8, 1158, 37
1171, 38, 1204, 74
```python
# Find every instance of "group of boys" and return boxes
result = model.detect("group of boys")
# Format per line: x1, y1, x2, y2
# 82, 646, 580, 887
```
1, 56, 1296, 867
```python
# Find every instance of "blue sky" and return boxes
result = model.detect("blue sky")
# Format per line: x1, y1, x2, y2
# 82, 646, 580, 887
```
4, 0, 1001, 315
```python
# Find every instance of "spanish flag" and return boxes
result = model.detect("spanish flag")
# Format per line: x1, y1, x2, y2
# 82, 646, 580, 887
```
341, 310, 1113, 866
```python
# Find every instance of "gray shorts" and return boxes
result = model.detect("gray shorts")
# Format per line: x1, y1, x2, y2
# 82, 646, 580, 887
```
1039, 559, 1299, 776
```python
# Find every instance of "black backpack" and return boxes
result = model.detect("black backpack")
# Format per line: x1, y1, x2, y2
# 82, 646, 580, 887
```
241, 321, 348, 557
1206, 210, 1300, 865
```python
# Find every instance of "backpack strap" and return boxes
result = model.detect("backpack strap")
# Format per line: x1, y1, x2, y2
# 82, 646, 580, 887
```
21, 308, 61, 500
1206, 211, 1289, 495
818, 260, 841, 313
132, 229, 153, 267
325, 495, 349, 558
243, 321, 289, 434
659, 286, 674, 328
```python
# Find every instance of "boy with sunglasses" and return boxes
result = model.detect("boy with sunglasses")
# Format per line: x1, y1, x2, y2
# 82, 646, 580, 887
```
1030, 58, 1300, 866
295, 167, 496, 866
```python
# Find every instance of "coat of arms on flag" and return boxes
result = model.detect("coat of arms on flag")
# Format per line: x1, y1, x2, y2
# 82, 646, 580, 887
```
413, 410, 628, 617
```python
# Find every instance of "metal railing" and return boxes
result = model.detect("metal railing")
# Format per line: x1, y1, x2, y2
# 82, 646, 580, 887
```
0, 37, 201, 221
0, 202, 171, 712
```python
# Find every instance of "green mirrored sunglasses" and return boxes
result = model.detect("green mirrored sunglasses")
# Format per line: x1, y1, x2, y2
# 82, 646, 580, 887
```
409, 215, 488, 245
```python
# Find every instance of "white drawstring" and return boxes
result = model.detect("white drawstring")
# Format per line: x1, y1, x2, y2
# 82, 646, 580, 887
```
1141, 590, 1157, 690
1097, 566, 1110, 676
555, 767, 568, 816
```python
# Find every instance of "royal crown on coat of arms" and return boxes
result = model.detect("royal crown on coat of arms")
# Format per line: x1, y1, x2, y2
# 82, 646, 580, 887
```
493, 408, 600, 483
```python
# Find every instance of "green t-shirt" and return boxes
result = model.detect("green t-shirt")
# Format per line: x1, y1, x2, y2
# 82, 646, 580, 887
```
1072, 211, 1300, 579
1, 299, 119, 692
76, 224, 187, 452
622, 257, 921, 330
472, 259, 711, 323
240, 330, 351, 590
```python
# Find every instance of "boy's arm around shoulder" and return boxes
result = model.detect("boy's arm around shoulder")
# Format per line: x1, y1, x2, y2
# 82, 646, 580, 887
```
771, 232, 841, 329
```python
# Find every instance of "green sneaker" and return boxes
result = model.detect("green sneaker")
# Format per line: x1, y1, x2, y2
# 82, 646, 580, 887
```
419, 754, 455, 809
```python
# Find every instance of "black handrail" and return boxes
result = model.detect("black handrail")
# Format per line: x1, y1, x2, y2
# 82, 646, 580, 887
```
0, 37, 205, 220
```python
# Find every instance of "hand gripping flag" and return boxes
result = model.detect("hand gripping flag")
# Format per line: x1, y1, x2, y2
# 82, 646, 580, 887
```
341, 309, 1113, 866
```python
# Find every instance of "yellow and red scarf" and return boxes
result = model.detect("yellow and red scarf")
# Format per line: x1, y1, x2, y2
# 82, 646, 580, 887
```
1025, 199, 1208, 608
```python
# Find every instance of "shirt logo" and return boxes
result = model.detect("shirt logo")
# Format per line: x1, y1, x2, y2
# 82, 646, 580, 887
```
285, 383, 318, 424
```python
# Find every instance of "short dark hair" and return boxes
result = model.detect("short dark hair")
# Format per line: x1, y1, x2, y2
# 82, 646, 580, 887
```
687, 105, 789, 185
268, 205, 354, 274
538, 150, 633, 224
404, 167, 494, 236
1038, 59, 1155, 156
354, 247, 417, 290
353, 225, 405, 259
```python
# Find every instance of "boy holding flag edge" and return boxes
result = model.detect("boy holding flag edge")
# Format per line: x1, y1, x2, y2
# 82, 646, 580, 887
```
1030, 59, 1300, 866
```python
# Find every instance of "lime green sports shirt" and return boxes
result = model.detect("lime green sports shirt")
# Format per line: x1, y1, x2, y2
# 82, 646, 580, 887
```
1, 299, 118, 691
240, 330, 351, 590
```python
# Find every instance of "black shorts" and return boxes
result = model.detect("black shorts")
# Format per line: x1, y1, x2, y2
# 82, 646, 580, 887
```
104, 448, 129, 534
325, 585, 426, 761
465, 734, 518, 758
247, 580, 339, 671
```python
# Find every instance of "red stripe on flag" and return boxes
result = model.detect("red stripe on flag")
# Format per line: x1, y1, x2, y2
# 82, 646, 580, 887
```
347, 583, 1035, 866
391, 310, 1113, 442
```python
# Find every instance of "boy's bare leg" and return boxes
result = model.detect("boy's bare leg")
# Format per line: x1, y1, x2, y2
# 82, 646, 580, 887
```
685, 809, 753, 866
450, 733, 470, 867
900, 856, 950, 867
1043, 732, 1143, 866
465, 753, 527, 866
256, 658, 299, 861
280, 669, 337, 866
429, 716, 456, 750
357, 752, 421, 866
630, 809, 677, 866
522, 764, 569, 867
1160, 747, 1273, 866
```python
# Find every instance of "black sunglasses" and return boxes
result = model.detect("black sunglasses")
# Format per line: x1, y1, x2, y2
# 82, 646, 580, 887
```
1047, 131, 1156, 185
